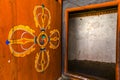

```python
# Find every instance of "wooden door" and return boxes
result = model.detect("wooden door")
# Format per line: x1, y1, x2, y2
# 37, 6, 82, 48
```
0, 0, 62, 80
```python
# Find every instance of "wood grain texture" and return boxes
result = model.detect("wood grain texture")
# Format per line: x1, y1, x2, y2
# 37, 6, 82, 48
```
0, 0, 62, 80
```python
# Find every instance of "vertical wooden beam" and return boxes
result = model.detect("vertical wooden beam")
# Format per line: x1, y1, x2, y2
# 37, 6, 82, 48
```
64, 9, 69, 73
117, 0, 120, 80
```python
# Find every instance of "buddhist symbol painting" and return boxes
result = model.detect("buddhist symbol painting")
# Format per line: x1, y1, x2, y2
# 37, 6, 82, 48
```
6, 4, 60, 72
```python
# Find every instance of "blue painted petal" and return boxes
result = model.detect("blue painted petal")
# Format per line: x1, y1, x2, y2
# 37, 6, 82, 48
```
6, 40, 10, 45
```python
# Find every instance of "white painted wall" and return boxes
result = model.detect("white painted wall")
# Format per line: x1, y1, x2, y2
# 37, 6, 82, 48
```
68, 13, 117, 63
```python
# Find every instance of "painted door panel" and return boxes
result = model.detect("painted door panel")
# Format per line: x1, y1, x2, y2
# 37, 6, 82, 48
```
0, 0, 61, 80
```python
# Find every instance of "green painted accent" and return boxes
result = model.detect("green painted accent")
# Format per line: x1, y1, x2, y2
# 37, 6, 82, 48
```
41, 35, 46, 39
42, 4, 45, 8
34, 36, 37, 44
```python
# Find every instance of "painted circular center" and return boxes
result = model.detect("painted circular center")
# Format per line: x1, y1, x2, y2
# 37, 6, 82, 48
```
40, 34, 47, 45
37, 32, 48, 48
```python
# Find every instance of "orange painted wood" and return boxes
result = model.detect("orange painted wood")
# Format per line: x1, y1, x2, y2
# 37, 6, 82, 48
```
0, 0, 62, 80
66, 1, 118, 12
116, 1, 120, 80
64, 7, 68, 74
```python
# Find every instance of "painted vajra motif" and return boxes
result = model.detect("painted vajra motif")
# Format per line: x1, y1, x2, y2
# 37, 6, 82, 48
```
6, 4, 60, 72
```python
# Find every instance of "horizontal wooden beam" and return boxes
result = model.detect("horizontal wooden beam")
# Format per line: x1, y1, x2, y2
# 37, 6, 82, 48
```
66, 1, 118, 12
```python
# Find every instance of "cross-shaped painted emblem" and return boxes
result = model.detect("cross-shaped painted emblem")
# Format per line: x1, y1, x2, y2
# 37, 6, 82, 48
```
6, 4, 60, 72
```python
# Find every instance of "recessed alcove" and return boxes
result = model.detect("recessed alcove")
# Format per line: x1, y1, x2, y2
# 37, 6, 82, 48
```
65, 2, 118, 80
